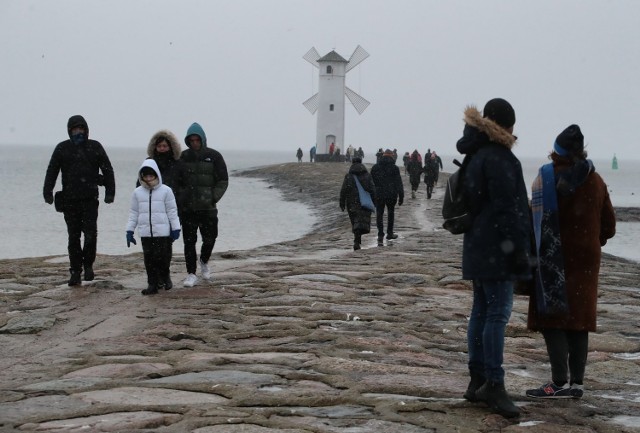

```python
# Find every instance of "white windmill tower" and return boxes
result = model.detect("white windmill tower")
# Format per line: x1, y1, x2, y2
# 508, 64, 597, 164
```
303, 45, 370, 161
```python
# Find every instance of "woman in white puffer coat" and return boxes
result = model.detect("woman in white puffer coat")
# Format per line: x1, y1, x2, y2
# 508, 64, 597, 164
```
126, 159, 181, 295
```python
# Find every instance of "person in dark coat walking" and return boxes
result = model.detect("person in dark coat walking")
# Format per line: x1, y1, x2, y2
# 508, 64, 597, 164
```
423, 153, 439, 199
339, 157, 376, 250
456, 99, 531, 418
296, 147, 303, 162
525, 125, 616, 399
407, 150, 423, 198
371, 149, 404, 246
43, 115, 115, 286
180, 122, 229, 287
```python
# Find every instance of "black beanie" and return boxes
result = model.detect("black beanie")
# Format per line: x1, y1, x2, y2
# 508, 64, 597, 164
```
555, 124, 584, 154
483, 98, 516, 128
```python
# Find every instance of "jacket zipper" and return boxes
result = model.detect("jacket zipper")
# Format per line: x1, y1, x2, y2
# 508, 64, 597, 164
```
148, 188, 153, 237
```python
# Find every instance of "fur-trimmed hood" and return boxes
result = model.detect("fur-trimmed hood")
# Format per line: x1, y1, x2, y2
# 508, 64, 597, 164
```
463, 106, 517, 149
147, 130, 182, 160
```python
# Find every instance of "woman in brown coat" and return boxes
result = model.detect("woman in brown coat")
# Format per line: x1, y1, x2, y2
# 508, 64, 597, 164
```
526, 124, 616, 399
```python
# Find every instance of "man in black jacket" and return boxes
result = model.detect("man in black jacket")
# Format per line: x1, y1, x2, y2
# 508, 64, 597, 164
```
179, 122, 229, 287
43, 115, 115, 286
371, 149, 404, 246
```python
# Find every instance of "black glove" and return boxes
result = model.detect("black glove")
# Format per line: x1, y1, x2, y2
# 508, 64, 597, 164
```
340, 205, 345, 212
44, 193, 53, 205
398, 197, 403, 206
104, 195, 114, 204
126, 231, 136, 247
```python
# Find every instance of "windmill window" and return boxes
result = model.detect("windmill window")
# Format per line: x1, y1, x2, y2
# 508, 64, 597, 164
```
326, 65, 333, 74
329, 104, 334, 111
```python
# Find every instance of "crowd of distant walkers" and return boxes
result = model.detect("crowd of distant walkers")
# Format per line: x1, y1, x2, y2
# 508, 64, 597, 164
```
44, 96, 616, 420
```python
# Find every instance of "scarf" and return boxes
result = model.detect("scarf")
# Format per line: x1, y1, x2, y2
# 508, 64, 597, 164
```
531, 163, 569, 315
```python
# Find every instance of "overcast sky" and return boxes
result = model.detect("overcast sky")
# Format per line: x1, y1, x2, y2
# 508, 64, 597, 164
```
1, 0, 638, 160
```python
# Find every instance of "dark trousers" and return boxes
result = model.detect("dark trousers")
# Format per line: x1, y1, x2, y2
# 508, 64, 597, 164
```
376, 200, 396, 238
63, 199, 99, 273
542, 329, 589, 386
141, 237, 173, 287
182, 209, 218, 274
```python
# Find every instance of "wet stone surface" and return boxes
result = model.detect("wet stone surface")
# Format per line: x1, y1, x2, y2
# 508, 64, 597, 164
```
1, 162, 639, 432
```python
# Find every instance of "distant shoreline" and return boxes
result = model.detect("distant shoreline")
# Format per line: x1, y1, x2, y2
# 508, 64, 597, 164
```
613, 207, 640, 222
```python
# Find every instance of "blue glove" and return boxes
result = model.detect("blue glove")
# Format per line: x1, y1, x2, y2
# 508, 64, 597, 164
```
170, 229, 181, 241
126, 231, 136, 247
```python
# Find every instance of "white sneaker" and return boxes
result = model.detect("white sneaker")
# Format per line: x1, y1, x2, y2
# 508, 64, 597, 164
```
183, 273, 198, 287
199, 259, 211, 280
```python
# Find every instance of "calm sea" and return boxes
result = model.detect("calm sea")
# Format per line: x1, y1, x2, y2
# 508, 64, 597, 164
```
0, 146, 314, 260
1, 146, 638, 262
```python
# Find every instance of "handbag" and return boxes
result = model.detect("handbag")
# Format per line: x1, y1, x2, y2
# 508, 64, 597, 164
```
353, 175, 375, 212
54, 191, 65, 213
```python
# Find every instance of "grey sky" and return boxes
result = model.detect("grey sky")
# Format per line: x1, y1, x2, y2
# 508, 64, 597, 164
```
1, 0, 638, 160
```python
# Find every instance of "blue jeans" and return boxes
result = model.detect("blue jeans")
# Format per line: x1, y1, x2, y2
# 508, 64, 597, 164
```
467, 279, 514, 383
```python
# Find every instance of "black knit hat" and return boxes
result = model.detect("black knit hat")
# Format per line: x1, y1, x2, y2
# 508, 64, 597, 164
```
555, 124, 584, 154
483, 98, 516, 128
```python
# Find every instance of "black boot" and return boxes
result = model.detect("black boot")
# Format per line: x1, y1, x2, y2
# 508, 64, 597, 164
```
68, 271, 82, 287
463, 372, 486, 402
475, 381, 520, 418
83, 266, 95, 281
164, 276, 173, 290
141, 285, 159, 295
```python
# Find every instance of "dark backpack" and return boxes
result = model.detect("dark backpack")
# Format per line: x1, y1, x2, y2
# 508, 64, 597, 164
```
442, 155, 473, 234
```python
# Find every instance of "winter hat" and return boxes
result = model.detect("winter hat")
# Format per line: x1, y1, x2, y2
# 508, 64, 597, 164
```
140, 166, 157, 177
383, 149, 394, 156
483, 98, 516, 129
554, 124, 584, 156
352, 157, 362, 164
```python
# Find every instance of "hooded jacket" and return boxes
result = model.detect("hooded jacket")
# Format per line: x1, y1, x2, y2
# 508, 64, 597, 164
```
456, 106, 531, 281
145, 129, 185, 191
126, 159, 180, 238
371, 154, 404, 204
180, 122, 229, 212
43, 115, 116, 202
340, 162, 376, 234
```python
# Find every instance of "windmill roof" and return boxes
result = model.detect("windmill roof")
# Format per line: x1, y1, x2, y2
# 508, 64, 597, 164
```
318, 50, 347, 63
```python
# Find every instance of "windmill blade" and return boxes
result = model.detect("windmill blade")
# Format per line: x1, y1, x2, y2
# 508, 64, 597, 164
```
345, 87, 370, 114
345, 45, 369, 72
302, 93, 319, 114
303, 47, 320, 67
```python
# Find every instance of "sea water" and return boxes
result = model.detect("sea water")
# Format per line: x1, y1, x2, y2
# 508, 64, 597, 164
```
1, 146, 638, 262
0, 145, 314, 260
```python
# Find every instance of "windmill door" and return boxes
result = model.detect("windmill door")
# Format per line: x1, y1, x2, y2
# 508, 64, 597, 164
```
325, 135, 336, 154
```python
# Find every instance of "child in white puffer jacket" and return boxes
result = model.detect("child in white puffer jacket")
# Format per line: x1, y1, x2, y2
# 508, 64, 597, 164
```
126, 159, 181, 295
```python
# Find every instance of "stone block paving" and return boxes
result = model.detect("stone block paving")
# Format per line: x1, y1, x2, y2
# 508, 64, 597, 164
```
1, 163, 639, 432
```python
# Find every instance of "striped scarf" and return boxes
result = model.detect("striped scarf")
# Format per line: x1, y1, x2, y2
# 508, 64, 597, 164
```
531, 163, 569, 315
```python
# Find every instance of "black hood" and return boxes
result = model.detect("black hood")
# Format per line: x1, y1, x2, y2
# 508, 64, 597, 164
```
349, 162, 369, 175
67, 115, 89, 139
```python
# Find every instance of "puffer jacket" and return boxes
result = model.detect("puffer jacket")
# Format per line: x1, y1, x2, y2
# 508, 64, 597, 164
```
126, 159, 180, 238
180, 122, 229, 212
456, 106, 531, 281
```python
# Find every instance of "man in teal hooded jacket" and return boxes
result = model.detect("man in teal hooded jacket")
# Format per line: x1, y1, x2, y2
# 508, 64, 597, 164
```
179, 122, 229, 287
